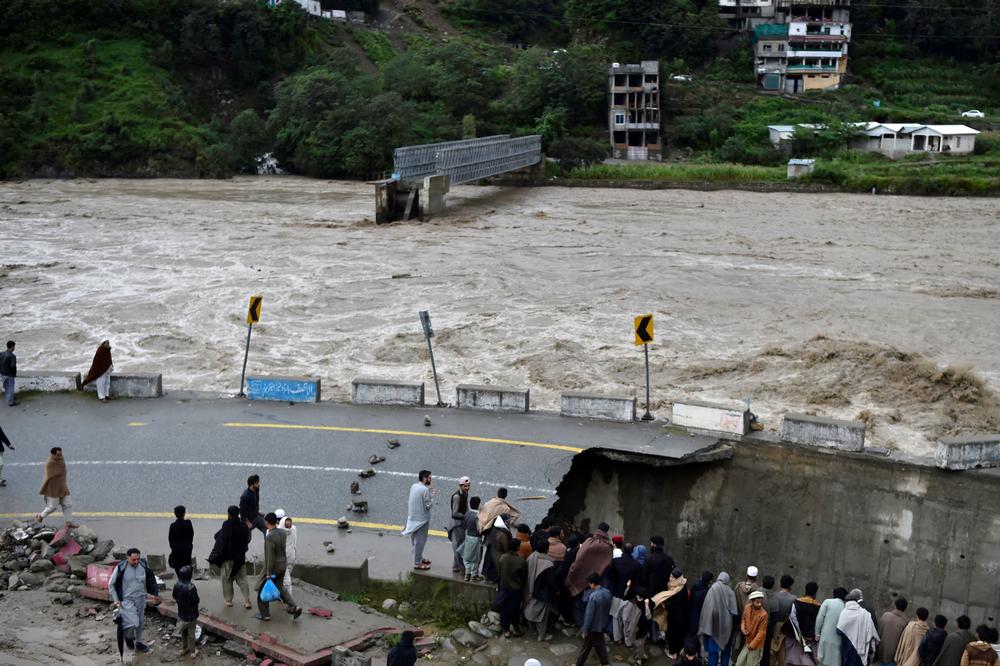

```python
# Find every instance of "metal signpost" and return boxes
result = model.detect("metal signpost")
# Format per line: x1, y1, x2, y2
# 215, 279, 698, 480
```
238, 295, 263, 397
634, 313, 654, 421
420, 310, 444, 406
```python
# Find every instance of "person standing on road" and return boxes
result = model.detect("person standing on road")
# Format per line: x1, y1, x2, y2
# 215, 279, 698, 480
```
168, 505, 194, 577
240, 474, 265, 537
449, 476, 471, 574
699, 571, 739, 666
1, 341, 17, 406
737, 591, 769, 666
208, 505, 253, 609
877, 598, 910, 666
172, 565, 201, 658
817, 587, 849, 666
36, 447, 76, 527
460, 496, 483, 581
275, 509, 298, 594
0, 423, 14, 487
933, 615, 974, 666
576, 572, 613, 666
255, 512, 302, 621
82, 339, 114, 402
109, 547, 161, 655
402, 469, 434, 570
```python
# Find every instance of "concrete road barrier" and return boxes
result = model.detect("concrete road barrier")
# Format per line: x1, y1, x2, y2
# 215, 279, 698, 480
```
561, 391, 636, 422
83, 373, 163, 398
246, 375, 320, 403
16, 371, 82, 393
456, 384, 529, 413
936, 434, 1000, 470
671, 400, 750, 436
351, 377, 424, 406
782, 413, 866, 452
292, 560, 370, 595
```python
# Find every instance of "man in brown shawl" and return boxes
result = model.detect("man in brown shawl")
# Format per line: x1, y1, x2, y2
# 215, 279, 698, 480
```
82, 340, 114, 401
477, 487, 521, 532
566, 522, 614, 597
36, 447, 76, 527
524, 539, 557, 641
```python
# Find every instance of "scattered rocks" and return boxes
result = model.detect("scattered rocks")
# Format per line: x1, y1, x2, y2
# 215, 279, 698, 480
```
387, 438, 400, 449
349, 481, 361, 495
7, 574, 19, 590
471, 652, 492, 665
52, 593, 74, 605
450, 628, 485, 648
424, 415, 432, 427
381, 598, 397, 611
337, 517, 350, 529
358, 468, 375, 479
351, 499, 368, 514
18, 572, 44, 587
91, 540, 115, 561
440, 638, 458, 653
398, 601, 412, 613
368, 454, 385, 465
30, 558, 54, 573
72, 526, 98, 544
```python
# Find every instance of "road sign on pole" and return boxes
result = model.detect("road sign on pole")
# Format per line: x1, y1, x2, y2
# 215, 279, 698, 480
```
246, 295, 263, 324
238, 295, 263, 397
634, 314, 653, 346
634, 314, 654, 420
419, 310, 444, 406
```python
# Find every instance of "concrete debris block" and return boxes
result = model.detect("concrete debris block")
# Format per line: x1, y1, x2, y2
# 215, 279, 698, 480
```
387, 438, 400, 449
30, 558, 54, 573
381, 598, 398, 611
7, 574, 19, 590
368, 454, 385, 465
326, 544, 336, 554
398, 601, 412, 613
358, 468, 375, 479
91, 540, 115, 561
351, 499, 368, 514
469, 620, 495, 638
18, 572, 43, 587
350, 481, 361, 495
483, 610, 502, 629
3, 559, 22, 571
72, 526, 99, 544
450, 628, 485, 648
440, 637, 458, 653
424, 415, 432, 427
337, 517, 350, 529
220, 639, 246, 658
549, 643, 578, 656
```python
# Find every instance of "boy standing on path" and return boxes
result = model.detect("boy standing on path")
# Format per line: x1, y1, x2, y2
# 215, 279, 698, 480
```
0, 341, 17, 406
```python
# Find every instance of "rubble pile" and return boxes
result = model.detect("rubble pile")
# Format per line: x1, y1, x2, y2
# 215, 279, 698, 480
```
0, 522, 115, 599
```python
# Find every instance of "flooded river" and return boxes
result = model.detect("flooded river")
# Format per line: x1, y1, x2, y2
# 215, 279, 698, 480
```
2, 177, 998, 455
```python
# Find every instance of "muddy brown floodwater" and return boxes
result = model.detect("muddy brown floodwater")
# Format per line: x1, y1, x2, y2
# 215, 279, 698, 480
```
1, 177, 998, 456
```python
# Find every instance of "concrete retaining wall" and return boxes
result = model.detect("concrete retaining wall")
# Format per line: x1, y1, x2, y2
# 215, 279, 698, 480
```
936, 435, 1000, 470
456, 384, 529, 413
16, 371, 82, 393
83, 373, 163, 398
351, 377, 424, 407
246, 375, 320, 403
292, 560, 369, 595
561, 391, 636, 422
671, 400, 749, 436
782, 413, 866, 452
551, 444, 1000, 623
410, 569, 495, 615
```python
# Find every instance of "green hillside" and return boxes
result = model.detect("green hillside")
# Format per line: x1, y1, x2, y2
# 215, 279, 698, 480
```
2, 0, 999, 190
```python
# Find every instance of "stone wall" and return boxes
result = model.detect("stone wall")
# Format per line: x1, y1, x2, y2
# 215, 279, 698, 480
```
550, 443, 1000, 623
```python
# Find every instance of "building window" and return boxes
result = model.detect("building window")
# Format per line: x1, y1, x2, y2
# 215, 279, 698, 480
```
614, 113, 625, 125
956, 137, 962, 148
763, 44, 772, 51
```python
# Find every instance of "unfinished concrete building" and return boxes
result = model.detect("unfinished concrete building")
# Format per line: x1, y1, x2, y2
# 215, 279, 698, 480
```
723, 0, 852, 93
608, 61, 661, 161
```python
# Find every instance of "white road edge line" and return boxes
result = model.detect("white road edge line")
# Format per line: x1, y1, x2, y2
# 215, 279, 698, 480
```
5, 460, 553, 495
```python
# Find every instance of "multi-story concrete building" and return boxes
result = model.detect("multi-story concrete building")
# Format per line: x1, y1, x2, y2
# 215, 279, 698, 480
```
724, 0, 851, 93
608, 61, 661, 161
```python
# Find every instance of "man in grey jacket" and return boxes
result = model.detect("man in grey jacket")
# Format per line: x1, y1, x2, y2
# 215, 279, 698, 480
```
577, 572, 613, 666
449, 476, 471, 574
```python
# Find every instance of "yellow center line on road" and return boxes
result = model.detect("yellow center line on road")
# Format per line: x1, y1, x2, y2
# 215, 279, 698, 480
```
0, 512, 449, 538
222, 422, 585, 453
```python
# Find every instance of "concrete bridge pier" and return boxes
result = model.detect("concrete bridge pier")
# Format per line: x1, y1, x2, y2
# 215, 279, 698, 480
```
422, 174, 450, 217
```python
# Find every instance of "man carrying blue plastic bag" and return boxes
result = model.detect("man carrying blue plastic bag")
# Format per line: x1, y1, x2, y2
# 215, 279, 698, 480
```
255, 512, 303, 621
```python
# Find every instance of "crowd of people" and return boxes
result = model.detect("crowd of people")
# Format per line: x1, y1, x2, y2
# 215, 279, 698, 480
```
408, 474, 1000, 666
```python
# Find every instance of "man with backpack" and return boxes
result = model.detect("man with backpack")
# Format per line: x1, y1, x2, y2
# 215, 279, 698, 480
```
108, 548, 161, 655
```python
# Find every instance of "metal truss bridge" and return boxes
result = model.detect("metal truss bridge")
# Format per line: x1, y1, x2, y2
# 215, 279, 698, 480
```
392, 135, 542, 185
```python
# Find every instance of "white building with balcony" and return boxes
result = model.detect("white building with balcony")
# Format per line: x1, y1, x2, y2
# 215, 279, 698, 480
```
608, 61, 661, 161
